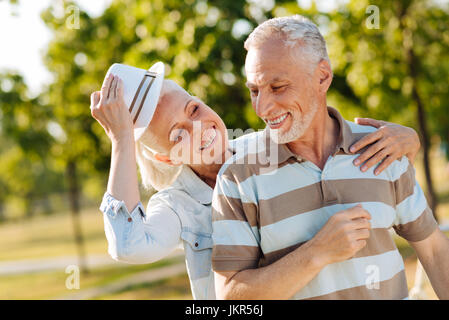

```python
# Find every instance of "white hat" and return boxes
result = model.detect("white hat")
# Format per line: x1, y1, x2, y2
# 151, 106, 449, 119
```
103, 62, 165, 141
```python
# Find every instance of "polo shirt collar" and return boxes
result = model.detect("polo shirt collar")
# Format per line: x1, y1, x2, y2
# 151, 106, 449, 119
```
263, 106, 356, 165
328, 106, 356, 155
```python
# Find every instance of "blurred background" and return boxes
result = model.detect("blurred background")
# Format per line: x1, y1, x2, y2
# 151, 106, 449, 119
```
0, 0, 448, 299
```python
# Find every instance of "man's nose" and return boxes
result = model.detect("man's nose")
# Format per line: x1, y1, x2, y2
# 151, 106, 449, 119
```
255, 90, 274, 118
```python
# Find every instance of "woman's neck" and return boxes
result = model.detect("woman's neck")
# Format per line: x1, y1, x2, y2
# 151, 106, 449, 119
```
190, 148, 234, 189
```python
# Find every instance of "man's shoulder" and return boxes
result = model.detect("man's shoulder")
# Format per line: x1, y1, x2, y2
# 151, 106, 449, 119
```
221, 130, 267, 180
345, 119, 378, 137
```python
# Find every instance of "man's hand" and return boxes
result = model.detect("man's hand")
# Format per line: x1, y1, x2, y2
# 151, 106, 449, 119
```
214, 205, 372, 300
309, 204, 371, 266
349, 118, 420, 175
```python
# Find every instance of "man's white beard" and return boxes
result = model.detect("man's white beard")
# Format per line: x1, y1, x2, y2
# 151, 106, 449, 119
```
270, 102, 319, 144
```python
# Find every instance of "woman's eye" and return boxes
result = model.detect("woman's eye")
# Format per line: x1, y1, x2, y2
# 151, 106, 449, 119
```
251, 90, 258, 96
191, 105, 199, 116
170, 131, 182, 143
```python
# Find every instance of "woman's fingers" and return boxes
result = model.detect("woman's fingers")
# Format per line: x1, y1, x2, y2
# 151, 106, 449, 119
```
360, 146, 391, 173
354, 117, 386, 129
117, 78, 124, 99
100, 74, 113, 102
374, 154, 396, 175
351, 132, 385, 166
109, 75, 118, 100
350, 129, 382, 154
90, 91, 101, 109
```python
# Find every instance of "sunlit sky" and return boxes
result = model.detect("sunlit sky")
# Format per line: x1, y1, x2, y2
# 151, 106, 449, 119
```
0, 0, 113, 96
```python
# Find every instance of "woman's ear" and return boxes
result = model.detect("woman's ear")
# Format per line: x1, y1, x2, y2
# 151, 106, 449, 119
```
154, 153, 181, 166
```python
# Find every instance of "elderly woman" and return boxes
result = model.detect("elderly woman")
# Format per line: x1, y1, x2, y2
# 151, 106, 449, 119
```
90, 72, 420, 300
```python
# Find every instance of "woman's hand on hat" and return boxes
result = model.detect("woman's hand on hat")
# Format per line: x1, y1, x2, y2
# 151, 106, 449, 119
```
90, 74, 134, 143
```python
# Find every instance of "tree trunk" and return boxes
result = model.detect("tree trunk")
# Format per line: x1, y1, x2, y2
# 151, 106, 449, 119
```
412, 72, 439, 221
25, 193, 35, 218
403, 26, 439, 222
42, 196, 53, 215
66, 160, 88, 274
0, 201, 4, 222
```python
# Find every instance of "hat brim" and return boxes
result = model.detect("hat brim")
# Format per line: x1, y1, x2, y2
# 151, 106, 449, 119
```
103, 62, 165, 142
133, 62, 165, 141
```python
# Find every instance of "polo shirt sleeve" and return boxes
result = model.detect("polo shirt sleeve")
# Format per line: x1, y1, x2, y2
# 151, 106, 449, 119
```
211, 171, 261, 272
391, 157, 438, 242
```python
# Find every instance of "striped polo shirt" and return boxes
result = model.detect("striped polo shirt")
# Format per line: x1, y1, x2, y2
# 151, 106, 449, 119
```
211, 106, 438, 300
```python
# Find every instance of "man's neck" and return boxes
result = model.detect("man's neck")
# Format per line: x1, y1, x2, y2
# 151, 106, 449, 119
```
286, 105, 340, 170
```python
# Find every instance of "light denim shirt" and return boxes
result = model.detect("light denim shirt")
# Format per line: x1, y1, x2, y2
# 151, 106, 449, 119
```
100, 164, 215, 299
99, 132, 260, 300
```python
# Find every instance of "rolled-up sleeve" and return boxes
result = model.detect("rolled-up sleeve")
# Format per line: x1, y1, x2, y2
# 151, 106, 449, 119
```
100, 191, 182, 264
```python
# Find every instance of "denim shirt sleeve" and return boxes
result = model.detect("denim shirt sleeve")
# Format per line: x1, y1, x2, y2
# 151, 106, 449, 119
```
100, 191, 182, 264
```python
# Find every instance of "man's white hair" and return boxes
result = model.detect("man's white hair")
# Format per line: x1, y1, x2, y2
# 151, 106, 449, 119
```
244, 15, 330, 68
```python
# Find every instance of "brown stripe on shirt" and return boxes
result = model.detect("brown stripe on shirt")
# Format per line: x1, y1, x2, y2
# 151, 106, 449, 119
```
394, 162, 416, 204
218, 163, 415, 230
213, 194, 258, 227
213, 244, 261, 261
257, 178, 400, 227
305, 269, 408, 300
393, 206, 438, 241
221, 155, 296, 186
212, 245, 260, 272
258, 228, 397, 268
353, 228, 397, 258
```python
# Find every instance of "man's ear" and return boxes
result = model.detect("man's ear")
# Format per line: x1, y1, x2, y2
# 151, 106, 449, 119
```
154, 153, 181, 166
317, 59, 333, 93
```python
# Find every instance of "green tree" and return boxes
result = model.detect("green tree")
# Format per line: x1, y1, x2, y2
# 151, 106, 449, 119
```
324, 0, 449, 220
0, 73, 60, 220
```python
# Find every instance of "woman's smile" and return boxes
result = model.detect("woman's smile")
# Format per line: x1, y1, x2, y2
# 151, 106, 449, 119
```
200, 125, 217, 151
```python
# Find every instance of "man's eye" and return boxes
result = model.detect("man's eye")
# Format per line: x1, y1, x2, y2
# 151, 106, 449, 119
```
272, 85, 285, 91
191, 105, 199, 115
251, 89, 258, 96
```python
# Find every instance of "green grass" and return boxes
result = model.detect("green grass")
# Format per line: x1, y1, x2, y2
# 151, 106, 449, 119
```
0, 203, 191, 300
96, 273, 193, 300
0, 206, 108, 261
0, 256, 183, 300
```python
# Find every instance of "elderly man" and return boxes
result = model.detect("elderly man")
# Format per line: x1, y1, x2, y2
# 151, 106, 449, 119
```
211, 15, 449, 300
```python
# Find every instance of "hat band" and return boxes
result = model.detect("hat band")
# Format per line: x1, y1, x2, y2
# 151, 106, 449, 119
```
129, 72, 157, 124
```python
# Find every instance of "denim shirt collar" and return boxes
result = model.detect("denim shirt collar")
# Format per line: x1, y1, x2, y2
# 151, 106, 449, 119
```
175, 165, 213, 205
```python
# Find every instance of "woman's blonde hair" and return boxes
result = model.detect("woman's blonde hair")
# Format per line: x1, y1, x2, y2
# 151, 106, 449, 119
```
135, 128, 182, 191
